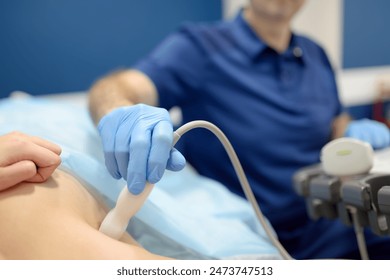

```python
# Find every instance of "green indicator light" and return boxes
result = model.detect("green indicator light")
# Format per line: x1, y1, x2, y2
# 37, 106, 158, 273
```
336, 149, 352, 156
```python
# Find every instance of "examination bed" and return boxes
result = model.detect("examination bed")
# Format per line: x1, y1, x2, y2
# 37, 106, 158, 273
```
0, 92, 281, 260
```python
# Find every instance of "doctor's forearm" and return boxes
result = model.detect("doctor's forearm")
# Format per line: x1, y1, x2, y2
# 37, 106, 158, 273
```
331, 113, 352, 139
88, 69, 157, 125
88, 70, 137, 125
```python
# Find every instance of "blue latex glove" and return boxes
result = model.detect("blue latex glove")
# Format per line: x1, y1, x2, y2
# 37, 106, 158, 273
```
98, 104, 186, 195
344, 118, 390, 149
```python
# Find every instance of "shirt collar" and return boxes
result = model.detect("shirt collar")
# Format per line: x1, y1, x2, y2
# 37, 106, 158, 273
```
230, 10, 268, 60
231, 10, 307, 64
285, 35, 307, 65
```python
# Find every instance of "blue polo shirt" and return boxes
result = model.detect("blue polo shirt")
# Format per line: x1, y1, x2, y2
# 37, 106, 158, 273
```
135, 12, 351, 258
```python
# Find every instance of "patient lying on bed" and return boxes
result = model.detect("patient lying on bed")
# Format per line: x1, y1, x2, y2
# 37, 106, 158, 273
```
0, 167, 170, 260
0, 97, 282, 260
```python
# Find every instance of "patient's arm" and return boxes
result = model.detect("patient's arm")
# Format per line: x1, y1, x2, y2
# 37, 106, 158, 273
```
0, 169, 170, 260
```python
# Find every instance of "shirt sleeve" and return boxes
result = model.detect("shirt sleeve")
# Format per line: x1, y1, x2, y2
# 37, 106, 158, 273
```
134, 26, 208, 110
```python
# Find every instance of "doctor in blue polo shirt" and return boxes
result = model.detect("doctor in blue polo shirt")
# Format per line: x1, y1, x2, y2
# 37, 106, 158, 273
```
89, 0, 390, 259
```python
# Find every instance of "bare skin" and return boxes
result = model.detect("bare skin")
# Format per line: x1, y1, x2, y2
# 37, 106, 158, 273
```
0, 131, 62, 191
0, 168, 170, 260
244, 0, 306, 53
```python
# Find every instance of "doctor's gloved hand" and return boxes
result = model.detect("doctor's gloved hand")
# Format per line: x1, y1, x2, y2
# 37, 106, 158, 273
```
344, 118, 390, 150
97, 104, 186, 195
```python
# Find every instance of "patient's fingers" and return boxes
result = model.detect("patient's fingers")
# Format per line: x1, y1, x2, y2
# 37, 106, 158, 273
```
0, 132, 62, 189
0, 160, 37, 191
3, 132, 62, 155
27, 134, 62, 155
13, 142, 62, 182
22, 142, 61, 168
0, 135, 61, 168
26, 164, 60, 183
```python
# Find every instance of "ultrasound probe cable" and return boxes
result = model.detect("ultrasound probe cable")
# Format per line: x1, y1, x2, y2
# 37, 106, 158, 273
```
99, 120, 294, 260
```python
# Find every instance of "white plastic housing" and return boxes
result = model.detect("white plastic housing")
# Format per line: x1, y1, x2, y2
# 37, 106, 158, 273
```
99, 183, 154, 240
321, 137, 374, 176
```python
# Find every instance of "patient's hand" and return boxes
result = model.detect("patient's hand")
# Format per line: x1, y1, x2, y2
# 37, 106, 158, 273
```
0, 131, 62, 191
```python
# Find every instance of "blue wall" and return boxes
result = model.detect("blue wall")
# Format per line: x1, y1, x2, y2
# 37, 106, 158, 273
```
343, 0, 390, 69
0, 0, 222, 98
342, 0, 390, 121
